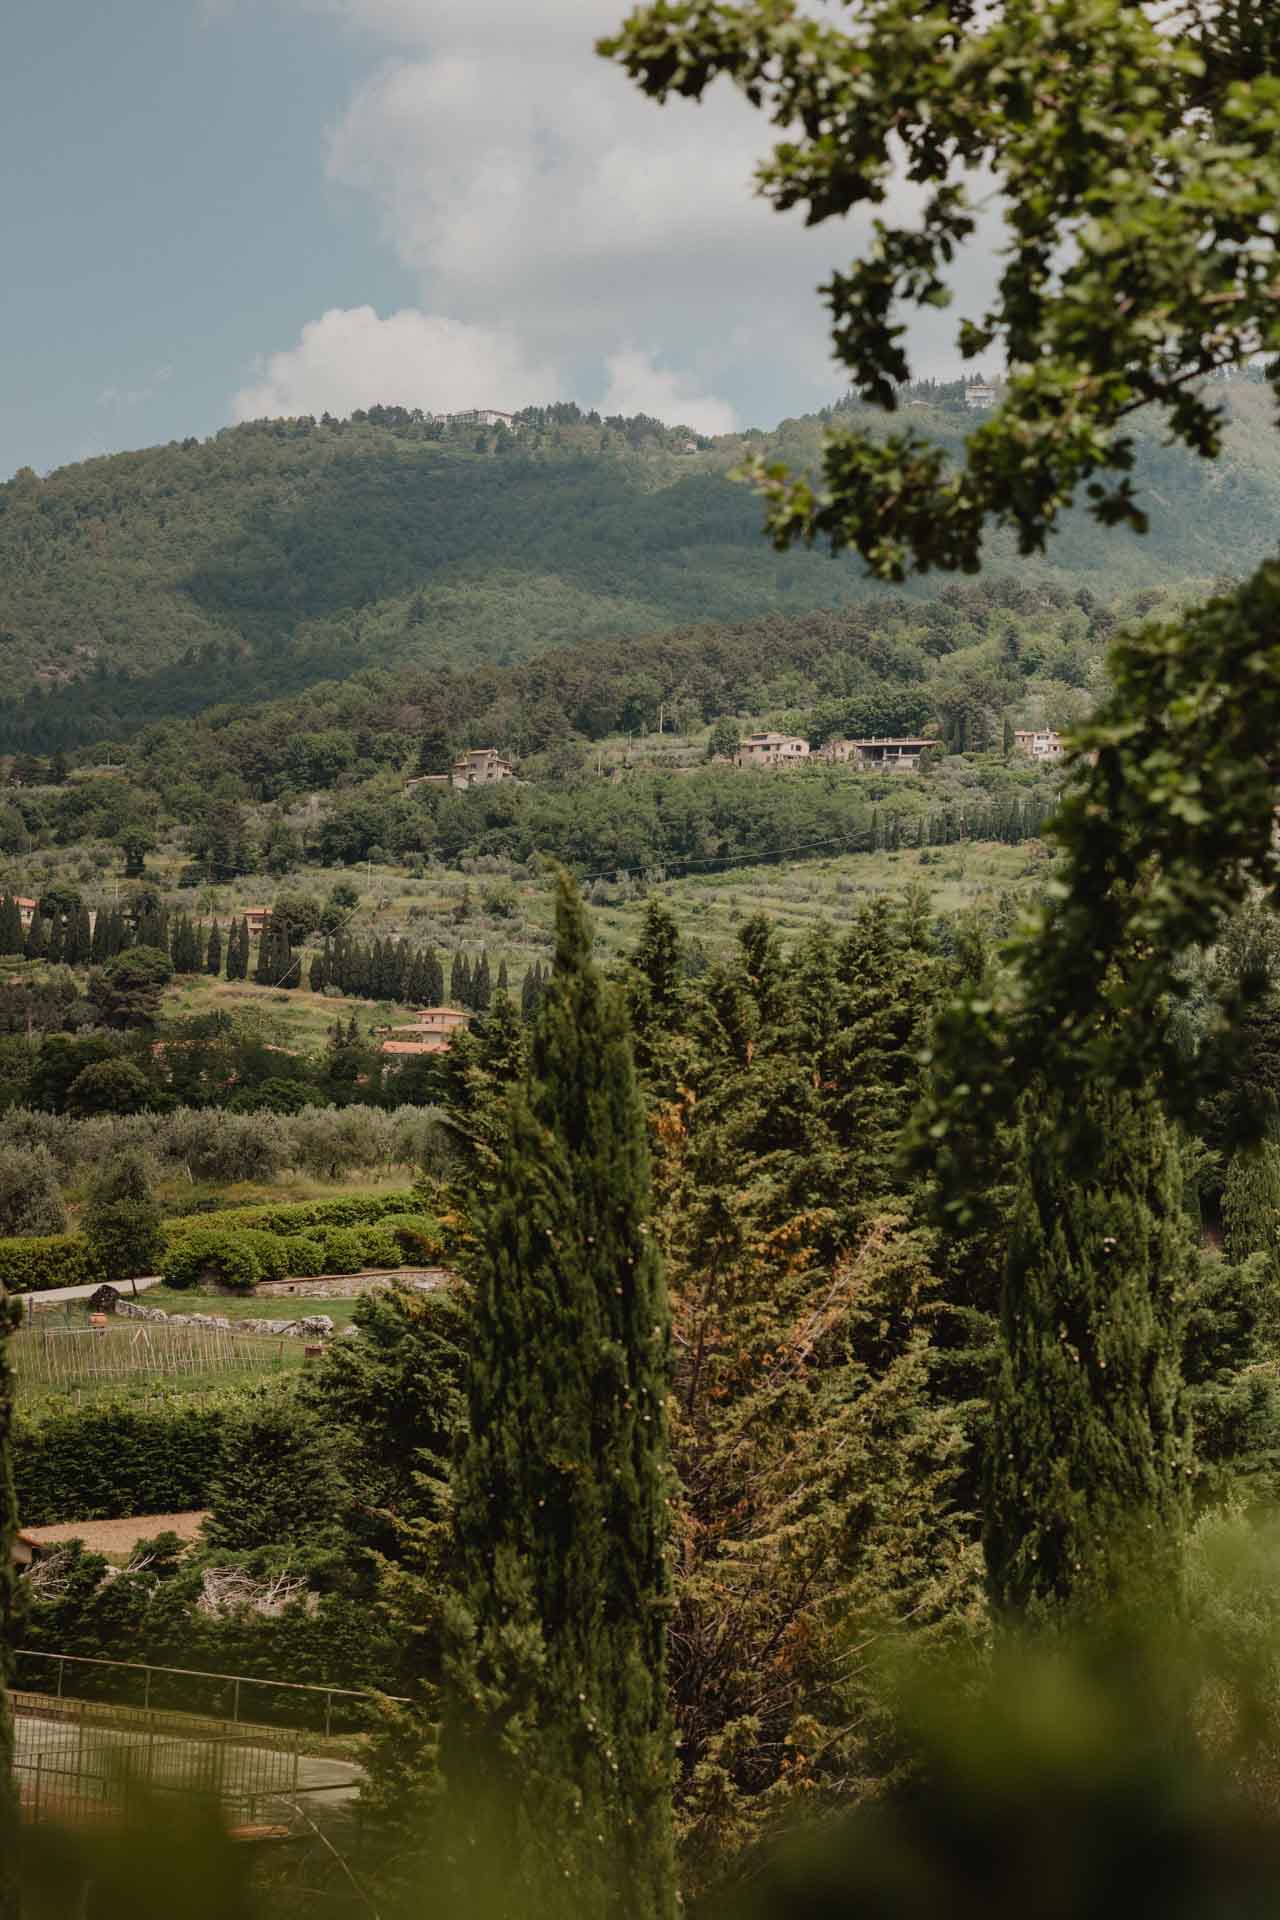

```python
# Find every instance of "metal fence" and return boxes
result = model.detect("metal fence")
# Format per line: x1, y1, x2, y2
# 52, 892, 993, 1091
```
11, 1320, 289, 1391
11, 1687, 301, 1827
14, 1648, 408, 1738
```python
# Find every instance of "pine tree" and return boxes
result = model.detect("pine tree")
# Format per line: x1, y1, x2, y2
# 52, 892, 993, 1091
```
986, 1083, 1193, 1624
440, 877, 674, 1917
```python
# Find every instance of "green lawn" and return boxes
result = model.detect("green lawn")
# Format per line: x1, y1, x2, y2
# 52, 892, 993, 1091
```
139, 1286, 372, 1329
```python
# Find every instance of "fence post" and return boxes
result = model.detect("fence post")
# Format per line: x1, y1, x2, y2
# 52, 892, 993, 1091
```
33, 1753, 42, 1823
57, 1658, 65, 1699
143, 1665, 152, 1711
232, 1677, 241, 1725
325, 1690, 333, 1739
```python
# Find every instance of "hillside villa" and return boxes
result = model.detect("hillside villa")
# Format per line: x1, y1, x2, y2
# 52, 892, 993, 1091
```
375, 1005, 471, 1060
735, 732, 811, 768
826, 736, 937, 771
1013, 728, 1064, 761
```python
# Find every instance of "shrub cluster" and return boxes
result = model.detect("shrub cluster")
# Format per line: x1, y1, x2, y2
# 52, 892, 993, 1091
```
3, 1194, 442, 1294
13, 1397, 235, 1524
162, 1215, 433, 1290
163, 1191, 418, 1238
163, 1229, 259, 1294
0, 1233, 104, 1295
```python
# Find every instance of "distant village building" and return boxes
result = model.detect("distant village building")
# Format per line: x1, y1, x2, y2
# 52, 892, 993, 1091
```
450, 748, 515, 788
15, 897, 36, 928
965, 382, 999, 410
376, 1005, 471, 1061
840, 736, 936, 771
735, 732, 811, 769
1013, 728, 1064, 762
434, 408, 520, 431
242, 906, 270, 938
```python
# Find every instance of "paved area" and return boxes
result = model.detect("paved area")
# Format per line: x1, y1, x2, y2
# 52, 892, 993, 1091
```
12, 1703, 364, 1824
15, 1275, 162, 1309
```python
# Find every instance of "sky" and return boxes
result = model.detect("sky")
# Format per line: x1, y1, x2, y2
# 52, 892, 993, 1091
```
2, 0, 994, 479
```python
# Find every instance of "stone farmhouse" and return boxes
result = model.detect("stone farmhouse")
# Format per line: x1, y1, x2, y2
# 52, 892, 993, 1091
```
408, 748, 516, 793
1013, 728, 1064, 762
735, 732, 811, 769
450, 748, 515, 787
376, 1005, 471, 1061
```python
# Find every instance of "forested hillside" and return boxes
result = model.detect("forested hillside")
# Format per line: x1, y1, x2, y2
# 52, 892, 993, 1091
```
1, 378, 1274, 749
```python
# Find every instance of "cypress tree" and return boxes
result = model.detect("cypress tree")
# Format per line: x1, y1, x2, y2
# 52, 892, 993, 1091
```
426, 945, 445, 1004
1222, 1142, 1280, 1297
89, 905, 108, 964
0, 896, 21, 956
72, 905, 92, 966
986, 1082, 1193, 1625
497, 957, 510, 995
473, 947, 492, 1011
309, 950, 327, 993
206, 921, 224, 977
45, 914, 64, 966
440, 876, 674, 1916
451, 951, 471, 1008
23, 911, 47, 963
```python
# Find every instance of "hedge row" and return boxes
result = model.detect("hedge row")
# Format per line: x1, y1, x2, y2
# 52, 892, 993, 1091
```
0, 1234, 105, 1296
162, 1216, 441, 1292
13, 1398, 238, 1526
0, 1192, 430, 1295
165, 1192, 419, 1238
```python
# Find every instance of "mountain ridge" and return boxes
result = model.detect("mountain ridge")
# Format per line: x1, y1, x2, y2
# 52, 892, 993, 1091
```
1, 383, 1275, 749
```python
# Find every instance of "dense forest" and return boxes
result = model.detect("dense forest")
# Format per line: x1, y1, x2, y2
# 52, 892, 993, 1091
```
1, 378, 1275, 748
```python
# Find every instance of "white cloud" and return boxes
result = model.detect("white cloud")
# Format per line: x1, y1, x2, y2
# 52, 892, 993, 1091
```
231, 305, 559, 421
243, 0, 1000, 429
601, 351, 737, 436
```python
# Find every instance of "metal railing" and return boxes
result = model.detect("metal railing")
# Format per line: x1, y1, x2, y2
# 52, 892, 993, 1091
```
11, 1687, 302, 1826
14, 1649, 409, 1739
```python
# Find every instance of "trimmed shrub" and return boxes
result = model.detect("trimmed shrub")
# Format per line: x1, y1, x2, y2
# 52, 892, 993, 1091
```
13, 1398, 234, 1524
381, 1212, 445, 1265
0, 1233, 104, 1294
359, 1226, 403, 1271
281, 1233, 325, 1279
316, 1227, 365, 1276
237, 1229, 289, 1284
164, 1191, 416, 1240
162, 1229, 260, 1294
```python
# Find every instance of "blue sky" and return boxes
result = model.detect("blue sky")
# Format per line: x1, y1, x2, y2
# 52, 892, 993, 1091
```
3, 1, 988, 479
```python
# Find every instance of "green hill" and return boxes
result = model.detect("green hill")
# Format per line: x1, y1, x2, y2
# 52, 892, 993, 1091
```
1, 382, 1275, 749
